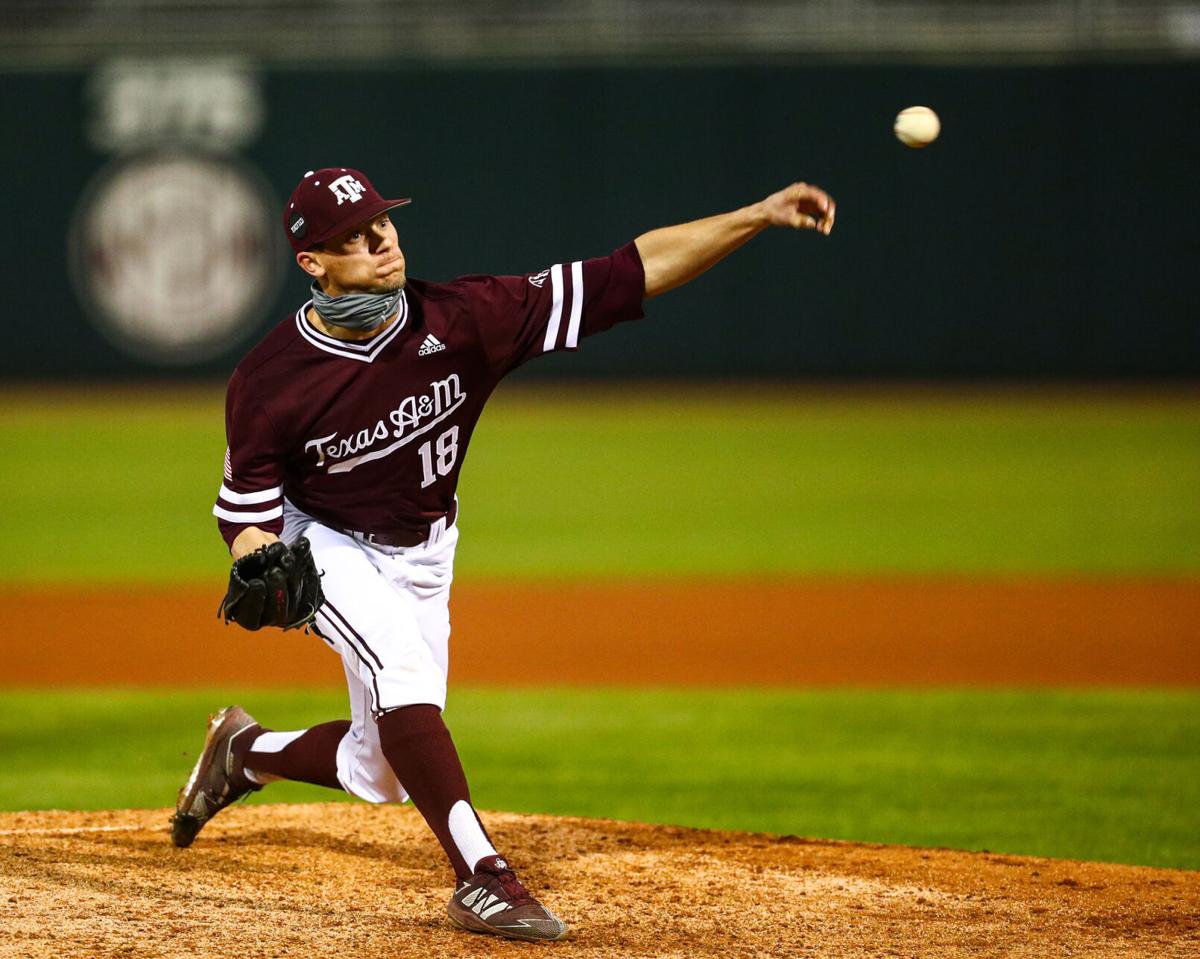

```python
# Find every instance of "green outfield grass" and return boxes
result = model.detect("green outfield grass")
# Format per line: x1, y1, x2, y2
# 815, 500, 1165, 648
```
2, 687, 1197, 870
1, 386, 1197, 581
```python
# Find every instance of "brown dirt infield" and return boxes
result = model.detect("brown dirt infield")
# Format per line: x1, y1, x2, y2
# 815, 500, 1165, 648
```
1, 804, 1196, 958
3, 578, 1197, 687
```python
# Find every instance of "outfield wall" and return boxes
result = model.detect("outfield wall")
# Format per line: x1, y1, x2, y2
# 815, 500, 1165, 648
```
9, 60, 1198, 379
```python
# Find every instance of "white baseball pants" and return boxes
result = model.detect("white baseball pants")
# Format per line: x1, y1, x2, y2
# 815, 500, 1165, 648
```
282, 501, 458, 804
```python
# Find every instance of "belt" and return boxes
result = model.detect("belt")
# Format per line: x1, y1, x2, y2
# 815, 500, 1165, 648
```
333, 501, 457, 549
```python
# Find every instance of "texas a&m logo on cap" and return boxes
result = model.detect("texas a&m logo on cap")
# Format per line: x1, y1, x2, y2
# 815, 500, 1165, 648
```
329, 174, 366, 205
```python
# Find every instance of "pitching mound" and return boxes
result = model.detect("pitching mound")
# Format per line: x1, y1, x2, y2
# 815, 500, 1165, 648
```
1, 805, 1196, 958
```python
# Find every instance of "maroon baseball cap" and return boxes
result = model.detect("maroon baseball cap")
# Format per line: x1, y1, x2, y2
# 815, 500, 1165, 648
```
283, 167, 411, 253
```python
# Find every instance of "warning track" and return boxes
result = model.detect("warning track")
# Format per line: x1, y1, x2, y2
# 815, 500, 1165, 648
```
1, 805, 1196, 958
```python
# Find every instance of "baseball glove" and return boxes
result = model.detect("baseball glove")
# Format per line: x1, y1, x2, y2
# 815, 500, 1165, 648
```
217, 538, 323, 632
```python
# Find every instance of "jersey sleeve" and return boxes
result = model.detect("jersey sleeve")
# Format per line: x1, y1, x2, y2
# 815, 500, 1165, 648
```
460, 240, 646, 375
213, 369, 286, 550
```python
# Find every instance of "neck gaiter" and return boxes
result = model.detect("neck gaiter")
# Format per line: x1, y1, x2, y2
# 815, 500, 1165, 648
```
311, 281, 403, 332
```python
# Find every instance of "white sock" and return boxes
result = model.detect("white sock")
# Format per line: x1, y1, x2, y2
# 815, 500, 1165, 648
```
448, 800, 498, 873
248, 729, 307, 753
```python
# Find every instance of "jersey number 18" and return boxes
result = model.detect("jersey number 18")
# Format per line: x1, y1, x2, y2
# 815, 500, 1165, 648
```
418, 426, 460, 488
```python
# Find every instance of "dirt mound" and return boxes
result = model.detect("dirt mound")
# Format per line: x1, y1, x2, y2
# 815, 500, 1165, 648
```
0, 805, 1195, 958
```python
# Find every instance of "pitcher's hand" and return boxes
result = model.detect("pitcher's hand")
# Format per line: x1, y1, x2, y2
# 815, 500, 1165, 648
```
759, 182, 836, 235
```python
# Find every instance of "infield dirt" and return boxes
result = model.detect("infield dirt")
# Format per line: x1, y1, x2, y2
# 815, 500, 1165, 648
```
4, 578, 1197, 686
1, 804, 1196, 958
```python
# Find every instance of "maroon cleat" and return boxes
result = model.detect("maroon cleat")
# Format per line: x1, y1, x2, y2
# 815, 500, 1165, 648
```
447, 855, 568, 942
170, 706, 262, 848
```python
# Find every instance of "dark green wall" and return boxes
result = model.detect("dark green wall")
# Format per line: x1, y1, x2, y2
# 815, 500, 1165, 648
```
9, 62, 1199, 379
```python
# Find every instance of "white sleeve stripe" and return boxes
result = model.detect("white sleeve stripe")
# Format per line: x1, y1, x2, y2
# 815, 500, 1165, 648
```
541, 263, 564, 352
212, 504, 284, 524
565, 260, 584, 348
218, 483, 283, 505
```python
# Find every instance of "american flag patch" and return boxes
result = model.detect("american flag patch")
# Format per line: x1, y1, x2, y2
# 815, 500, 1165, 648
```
223, 447, 233, 481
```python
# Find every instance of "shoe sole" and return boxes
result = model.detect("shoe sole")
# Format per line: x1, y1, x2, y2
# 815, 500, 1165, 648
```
448, 907, 569, 943
170, 706, 245, 849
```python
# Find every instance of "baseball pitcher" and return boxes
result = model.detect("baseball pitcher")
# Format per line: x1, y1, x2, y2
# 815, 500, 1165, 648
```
171, 167, 835, 942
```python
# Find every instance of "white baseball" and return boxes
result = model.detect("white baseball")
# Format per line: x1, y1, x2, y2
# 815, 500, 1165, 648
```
894, 106, 941, 148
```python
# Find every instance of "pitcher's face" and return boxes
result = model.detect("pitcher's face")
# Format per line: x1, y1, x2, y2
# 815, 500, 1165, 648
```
301, 212, 406, 295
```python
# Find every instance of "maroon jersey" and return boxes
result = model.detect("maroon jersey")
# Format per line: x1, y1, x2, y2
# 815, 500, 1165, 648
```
213, 242, 645, 548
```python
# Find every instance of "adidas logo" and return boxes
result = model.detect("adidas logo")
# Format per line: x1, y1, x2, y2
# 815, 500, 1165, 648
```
418, 333, 446, 356
461, 886, 509, 920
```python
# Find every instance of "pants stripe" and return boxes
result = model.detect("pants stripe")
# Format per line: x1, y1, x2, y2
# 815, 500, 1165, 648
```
324, 600, 385, 670
318, 610, 383, 713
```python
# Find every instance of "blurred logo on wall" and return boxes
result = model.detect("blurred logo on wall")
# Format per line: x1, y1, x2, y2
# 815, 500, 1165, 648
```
69, 59, 282, 365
